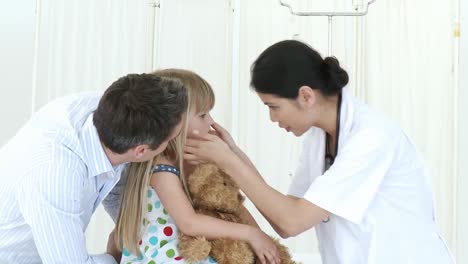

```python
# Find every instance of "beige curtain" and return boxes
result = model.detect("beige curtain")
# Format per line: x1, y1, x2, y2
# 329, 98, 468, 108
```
30, 0, 460, 261
32, 0, 156, 253
32, 0, 155, 110
361, 0, 457, 249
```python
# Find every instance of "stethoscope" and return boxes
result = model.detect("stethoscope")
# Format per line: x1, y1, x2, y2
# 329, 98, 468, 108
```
322, 92, 342, 223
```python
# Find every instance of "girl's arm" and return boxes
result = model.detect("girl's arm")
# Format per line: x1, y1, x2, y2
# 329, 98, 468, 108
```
150, 169, 280, 264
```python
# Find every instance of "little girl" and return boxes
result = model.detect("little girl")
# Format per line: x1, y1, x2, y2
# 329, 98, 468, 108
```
115, 69, 281, 264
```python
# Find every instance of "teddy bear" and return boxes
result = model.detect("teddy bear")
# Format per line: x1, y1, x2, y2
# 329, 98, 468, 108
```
178, 163, 298, 264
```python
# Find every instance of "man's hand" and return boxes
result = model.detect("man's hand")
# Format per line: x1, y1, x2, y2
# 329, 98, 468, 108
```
106, 229, 121, 262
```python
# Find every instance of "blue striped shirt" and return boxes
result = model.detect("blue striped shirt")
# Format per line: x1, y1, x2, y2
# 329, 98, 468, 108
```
0, 93, 127, 263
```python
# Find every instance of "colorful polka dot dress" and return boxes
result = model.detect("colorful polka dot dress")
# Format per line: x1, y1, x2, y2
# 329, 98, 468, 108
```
120, 164, 218, 264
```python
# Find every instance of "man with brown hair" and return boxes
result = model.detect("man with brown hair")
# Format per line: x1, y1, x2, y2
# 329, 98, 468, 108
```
0, 73, 187, 263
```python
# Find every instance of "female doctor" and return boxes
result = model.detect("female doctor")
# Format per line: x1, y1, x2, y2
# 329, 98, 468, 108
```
184, 40, 454, 264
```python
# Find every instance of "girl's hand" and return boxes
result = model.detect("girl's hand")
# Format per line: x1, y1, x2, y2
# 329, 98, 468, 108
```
248, 228, 281, 264
208, 122, 237, 150
184, 132, 235, 167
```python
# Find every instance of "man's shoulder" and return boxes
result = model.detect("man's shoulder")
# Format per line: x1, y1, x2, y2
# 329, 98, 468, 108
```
29, 92, 103, 149
29, 143, 88, 177
29, 92, 101, 131
36, 91, 101, 113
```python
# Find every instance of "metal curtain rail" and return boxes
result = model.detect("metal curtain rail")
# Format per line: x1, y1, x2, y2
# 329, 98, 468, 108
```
278, 0, 377, 55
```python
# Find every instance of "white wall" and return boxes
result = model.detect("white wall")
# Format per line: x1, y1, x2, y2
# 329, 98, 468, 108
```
456, 0, 467, 262
0, 1, 36, 146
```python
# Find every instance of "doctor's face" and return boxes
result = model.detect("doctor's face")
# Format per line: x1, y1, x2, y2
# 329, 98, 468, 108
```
257, 92, 312, 136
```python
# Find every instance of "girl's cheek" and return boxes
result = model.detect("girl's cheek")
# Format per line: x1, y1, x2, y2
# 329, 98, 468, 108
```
187, 128, 203, 138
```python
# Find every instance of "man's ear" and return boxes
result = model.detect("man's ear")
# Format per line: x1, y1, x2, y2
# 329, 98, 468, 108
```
297, 86, 316, 108
132, 144, 148, 159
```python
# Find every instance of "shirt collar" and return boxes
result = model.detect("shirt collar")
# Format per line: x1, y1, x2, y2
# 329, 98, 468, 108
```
79, 113, 116, 178
338, 88, 355, 144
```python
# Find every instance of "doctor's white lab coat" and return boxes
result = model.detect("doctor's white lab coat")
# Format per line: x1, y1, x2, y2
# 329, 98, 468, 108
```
288, 89, 454, 264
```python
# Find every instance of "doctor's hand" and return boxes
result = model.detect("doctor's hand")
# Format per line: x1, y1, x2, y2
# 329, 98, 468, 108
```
208, 122, 238, 150
184, 132, 235, 167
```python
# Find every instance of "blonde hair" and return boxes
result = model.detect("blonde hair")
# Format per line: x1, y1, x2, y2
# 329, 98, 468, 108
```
115, 69, 215, 255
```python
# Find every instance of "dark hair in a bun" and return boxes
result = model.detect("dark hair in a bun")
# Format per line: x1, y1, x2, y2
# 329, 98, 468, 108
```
251, 40, 348, 98
321, 56, 349, 96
